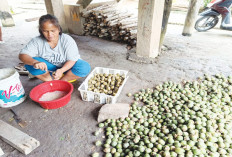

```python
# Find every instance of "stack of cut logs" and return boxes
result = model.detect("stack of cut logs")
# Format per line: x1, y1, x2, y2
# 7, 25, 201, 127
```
82, 5, 137, 49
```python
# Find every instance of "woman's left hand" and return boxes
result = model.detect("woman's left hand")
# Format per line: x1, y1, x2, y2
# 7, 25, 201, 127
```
53, 69, 64, 80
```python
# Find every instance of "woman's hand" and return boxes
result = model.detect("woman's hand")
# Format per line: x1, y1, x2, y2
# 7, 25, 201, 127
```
33, 62, 47, 71
53, 69, 64, 80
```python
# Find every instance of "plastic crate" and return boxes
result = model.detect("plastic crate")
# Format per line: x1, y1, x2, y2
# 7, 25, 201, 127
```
78, 67, 129, 104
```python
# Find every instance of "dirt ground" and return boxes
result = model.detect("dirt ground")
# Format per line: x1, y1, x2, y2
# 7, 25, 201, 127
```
1, 0, 232, 157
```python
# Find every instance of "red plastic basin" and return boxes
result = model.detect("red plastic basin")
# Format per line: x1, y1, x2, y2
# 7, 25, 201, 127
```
30, 80, 74, 109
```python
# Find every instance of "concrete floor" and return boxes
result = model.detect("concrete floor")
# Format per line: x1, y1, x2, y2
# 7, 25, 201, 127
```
1, 1, 232, 157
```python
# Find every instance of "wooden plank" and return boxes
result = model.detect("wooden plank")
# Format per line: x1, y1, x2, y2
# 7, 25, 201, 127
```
136, 0, 165, 58
0, 120, 40, 155
25, 17, 40, 22
0, 147, 4, 156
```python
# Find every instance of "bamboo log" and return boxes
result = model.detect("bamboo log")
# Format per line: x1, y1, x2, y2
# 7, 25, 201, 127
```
120, 16, 137, 23
101, 7, 117, 14
129, 29, 137, 35
82, 5, 111, 17
102, 10, 118, 18
106, 13, 134, 23
121, 20, 137, 26
125, 26, 137, 31
120, 23, 137, 29
82, 4, 138, 49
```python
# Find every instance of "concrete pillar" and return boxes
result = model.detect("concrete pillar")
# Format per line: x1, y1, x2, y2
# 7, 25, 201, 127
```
182, 0, 201, 36
136, 0, 165, 58
0, 0, 15, 27
44, 0, 68, 32
64, 4, 84, 35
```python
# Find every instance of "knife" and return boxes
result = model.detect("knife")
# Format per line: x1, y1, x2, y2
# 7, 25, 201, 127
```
10, 108, 27, 128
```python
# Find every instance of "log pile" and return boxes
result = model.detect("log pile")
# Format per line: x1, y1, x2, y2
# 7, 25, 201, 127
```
82, 5, 138, 49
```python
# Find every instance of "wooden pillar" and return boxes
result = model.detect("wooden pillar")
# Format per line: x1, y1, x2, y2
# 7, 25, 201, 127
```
136, 0, 165, 58
160, 0, 173, 50
0, 0, 15, 27
76, 0, 93, 9
44, 0, 68, 32
182, 0, 201, 36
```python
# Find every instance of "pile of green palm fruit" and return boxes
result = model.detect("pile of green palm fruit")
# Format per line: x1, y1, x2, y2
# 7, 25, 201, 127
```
92, 74, 232, 157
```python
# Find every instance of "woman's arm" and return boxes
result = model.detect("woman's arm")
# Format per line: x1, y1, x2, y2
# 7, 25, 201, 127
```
19, 54, 38, 65
19, 54, 47, 71
60, 60, 76, 72
53, 60, 76, 80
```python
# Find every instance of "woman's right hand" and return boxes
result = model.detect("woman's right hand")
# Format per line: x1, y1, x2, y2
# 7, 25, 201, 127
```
33, 62, 47, 71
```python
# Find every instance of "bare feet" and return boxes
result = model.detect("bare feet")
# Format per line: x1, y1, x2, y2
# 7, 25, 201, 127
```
60, 70, 80, 82
34, 70, 80, 82
36, 71, 53, 82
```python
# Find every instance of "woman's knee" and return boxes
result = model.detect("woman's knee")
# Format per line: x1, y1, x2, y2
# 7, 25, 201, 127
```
71, 60, 91, 77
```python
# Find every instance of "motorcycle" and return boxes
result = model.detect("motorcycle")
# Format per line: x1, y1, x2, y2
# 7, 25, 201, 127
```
195, 0, 232, 32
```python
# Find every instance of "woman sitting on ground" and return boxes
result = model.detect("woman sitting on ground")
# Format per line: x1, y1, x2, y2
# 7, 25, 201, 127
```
19, 14, 91, 82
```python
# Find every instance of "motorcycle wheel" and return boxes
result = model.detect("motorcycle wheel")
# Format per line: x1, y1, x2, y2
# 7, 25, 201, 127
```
195, 15, 219, 32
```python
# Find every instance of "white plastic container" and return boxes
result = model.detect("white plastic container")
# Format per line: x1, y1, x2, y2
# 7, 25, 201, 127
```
0, 68, 26, 108
78, 67, 129, 104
